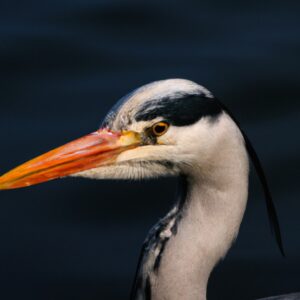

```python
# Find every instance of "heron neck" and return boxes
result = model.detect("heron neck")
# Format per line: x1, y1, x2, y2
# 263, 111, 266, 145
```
151, 136, 249, 299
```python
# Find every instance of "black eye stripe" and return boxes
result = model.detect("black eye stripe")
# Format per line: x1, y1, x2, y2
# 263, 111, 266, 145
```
135, 95, 222, 126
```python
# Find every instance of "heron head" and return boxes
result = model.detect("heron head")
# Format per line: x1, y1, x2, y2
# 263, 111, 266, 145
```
82, 78, 237, 181
0, 79, 239, 188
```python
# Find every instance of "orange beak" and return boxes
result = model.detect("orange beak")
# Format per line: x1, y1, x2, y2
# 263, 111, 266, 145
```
0, 129, 140, 190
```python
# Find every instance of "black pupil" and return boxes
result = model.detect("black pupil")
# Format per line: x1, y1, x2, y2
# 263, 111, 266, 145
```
154, 124, 166, 134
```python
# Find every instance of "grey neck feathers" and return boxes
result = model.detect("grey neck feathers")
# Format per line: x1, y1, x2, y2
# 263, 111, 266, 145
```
131, 130, 249, 300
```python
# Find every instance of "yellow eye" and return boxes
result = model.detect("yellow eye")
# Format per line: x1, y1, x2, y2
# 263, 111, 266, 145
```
152, 122, 169, 136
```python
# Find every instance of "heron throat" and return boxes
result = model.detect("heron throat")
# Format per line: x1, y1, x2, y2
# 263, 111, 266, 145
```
131, 126, 249, 300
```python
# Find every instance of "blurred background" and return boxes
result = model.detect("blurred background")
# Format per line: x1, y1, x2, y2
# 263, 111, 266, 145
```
0, 0, 299, 299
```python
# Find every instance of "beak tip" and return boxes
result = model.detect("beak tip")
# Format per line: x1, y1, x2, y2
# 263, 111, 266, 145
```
0, 174, 18, 190
0, 178, 10, 190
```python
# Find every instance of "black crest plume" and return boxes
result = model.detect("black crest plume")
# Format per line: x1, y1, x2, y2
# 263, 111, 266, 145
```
216, 99, 285, 256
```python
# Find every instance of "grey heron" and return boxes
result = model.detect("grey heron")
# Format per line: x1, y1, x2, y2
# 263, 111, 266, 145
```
0, 79, 295, 299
